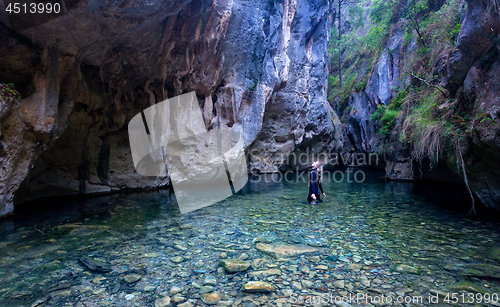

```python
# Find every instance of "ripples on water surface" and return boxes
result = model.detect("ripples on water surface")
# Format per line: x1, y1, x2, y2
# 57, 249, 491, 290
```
1, 169, 500, 307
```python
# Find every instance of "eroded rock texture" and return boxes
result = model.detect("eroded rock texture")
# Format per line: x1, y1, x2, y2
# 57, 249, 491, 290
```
0, 0, 336, 217
246, 0, 339, 173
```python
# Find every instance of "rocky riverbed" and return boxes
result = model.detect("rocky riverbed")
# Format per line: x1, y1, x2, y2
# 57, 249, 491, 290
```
1, 171, 500, 306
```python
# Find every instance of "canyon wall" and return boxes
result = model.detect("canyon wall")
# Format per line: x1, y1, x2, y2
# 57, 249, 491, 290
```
0, 0, 337, 217
442, 0, 500, 209
338, 0, 500, 208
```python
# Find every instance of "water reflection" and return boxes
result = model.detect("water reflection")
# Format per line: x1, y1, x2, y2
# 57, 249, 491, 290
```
0, 168, 499, 307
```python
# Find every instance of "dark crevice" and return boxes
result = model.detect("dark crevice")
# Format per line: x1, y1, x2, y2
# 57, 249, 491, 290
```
97, 141, 110, 185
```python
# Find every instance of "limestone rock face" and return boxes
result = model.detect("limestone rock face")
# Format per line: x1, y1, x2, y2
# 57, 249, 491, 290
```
0, 0, 335, 217
365, 26, 406, 107
243, 0, 339, 173
443, 0, 500, 95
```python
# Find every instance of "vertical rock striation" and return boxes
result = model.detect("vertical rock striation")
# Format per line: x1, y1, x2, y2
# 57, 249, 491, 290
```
245, 0, 339, 173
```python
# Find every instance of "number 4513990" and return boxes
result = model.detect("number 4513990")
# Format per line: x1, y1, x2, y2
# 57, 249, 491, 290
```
444, 292, 499, 304
5, 2, 61, 14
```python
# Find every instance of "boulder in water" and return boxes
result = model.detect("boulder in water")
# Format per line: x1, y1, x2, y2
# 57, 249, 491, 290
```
79, 256, 111, 273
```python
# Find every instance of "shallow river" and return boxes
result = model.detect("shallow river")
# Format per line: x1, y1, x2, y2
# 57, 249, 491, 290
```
1, 169, 500, 307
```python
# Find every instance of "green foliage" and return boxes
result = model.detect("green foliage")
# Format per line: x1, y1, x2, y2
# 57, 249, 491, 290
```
329, 0, 476, 167
364, 24, 389, 53
401, 0, 430, 21
450, 21, 461, 44
0, 82, 21, 102
348, 4, 365, 29
353, 78, 368, 92
327, 1, 369, 104
391, 89, 408, 110
404, 27, 413, 44
371, 90, 406, 139
248, 80, 258, 93
369, 0, 394, 24
371, 105, 400, 138
477, 111, 494, 124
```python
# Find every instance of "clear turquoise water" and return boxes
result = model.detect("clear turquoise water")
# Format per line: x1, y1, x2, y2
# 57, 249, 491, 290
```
1, 168, 499, 306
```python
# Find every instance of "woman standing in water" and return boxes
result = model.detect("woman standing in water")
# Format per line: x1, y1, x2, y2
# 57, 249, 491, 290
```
308, 161, 326, 204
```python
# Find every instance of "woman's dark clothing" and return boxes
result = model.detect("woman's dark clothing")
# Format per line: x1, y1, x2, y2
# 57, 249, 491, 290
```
307, 169, 323, 203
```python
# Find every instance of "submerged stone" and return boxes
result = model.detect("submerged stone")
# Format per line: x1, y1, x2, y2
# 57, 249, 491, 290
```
291, 281, 302, 290
326, 255, 338, 262
123, 274, 141, 283
79, 256, 111, 273
255, 243, 319, 258
219, 259, 251, 273
242, 281, 274, 293
171, 256, 184, 263
203, 276, 217, 286
396, 264, 421, 274
144, 285, 156, 292
429, 289, 449, 298
447, 281, 489, 294
201, 292, 221, 305
462, 263, 500, 278
249, 268, 281, 277
170, 286, 183, 294
301, 280, 314, 288
155, 296, 170, 307
310, 256, 321, 262
200, 286, 214, 294
238, 253, 249, 260
251, 258, 267, 268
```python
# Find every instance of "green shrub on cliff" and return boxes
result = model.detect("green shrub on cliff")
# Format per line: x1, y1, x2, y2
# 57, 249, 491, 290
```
397, 0, 466, 160
371, 89, 406, 139
373, 106, 400, 139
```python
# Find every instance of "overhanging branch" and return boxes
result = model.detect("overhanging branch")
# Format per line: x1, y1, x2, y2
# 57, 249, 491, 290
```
410, 73, 447, 97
